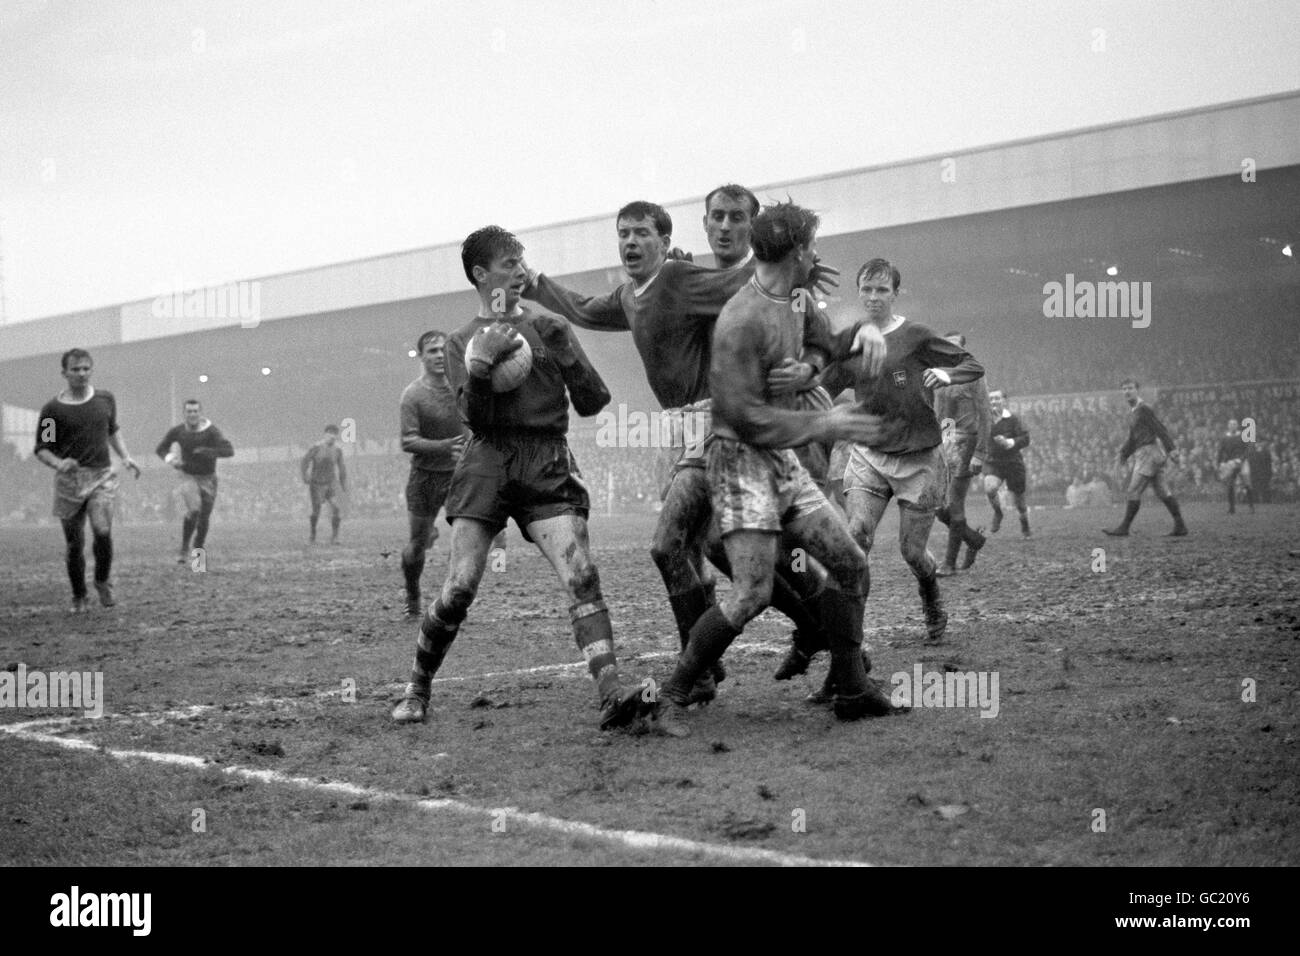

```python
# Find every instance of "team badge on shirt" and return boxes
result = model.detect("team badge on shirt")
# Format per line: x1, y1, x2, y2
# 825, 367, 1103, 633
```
892, 369, 908, 388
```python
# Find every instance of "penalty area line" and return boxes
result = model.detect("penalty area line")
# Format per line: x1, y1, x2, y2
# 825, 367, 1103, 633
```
5, 723, 872, 867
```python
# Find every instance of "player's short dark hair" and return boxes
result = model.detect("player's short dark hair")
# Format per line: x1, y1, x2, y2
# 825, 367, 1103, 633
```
750, 201, 819, 263
616, 201, 672, 237
1120, 378, 1139, 389
856, 258, 901, 291
183, 398, 201, 408
704, 184, 759, 217
945, 332, 966, 347
417, 330, 447, 354
461, 226, 524, 287
324, 424, 340, 435
60, 348, 92, 370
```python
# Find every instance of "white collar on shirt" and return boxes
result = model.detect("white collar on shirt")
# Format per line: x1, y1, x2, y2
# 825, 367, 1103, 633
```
881, 315, 906, 335
57, 386, 95, 405
632, 266, 665, 298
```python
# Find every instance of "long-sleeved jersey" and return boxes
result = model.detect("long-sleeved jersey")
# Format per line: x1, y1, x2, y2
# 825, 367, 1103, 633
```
445, 307, 610, 436
988, 410, 1030, 463
851, 318, 984, 456
526, 258, 848, 411
1216, 433, 1249, 464
154, 420, 234, 476
934, 376, 991, 460
711, 279, 862, 449
399, 375, 466, 472
302, 442, 346, 487
1118, 400, 1175, 460
34, 389, 119, 468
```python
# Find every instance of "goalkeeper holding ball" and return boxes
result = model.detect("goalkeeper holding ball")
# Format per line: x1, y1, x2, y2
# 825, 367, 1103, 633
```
392, 225, 649, 732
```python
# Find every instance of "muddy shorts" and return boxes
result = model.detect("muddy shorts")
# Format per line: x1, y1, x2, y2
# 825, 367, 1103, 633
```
984, 458, 1027, 495
445, 432, 589, 536
53, 466, 118, 522
708, 437, 828, 536
844, 444, 946, 511
177, 473, 218, 514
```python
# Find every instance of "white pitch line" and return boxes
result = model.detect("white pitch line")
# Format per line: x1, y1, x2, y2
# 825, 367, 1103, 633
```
5, 722, 871, 867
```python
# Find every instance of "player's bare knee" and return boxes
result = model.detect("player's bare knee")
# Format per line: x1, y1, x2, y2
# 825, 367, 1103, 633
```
566, 557, 602, 603
441, 579, 478, 615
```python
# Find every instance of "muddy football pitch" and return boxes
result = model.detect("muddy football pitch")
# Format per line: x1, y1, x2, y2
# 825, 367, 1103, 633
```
2, 502, 1297, 866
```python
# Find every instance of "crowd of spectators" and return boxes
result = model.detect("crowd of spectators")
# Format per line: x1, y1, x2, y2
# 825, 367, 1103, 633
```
3, 376, 1297, 525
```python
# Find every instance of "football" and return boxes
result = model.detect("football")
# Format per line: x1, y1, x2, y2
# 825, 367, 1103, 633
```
465, 329, 533, 393
164, 441, 183, 466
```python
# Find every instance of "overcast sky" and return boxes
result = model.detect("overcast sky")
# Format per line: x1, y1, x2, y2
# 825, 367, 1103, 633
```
1, 0, 1297, 322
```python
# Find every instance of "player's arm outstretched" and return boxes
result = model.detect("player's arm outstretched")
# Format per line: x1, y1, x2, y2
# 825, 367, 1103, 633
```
533, 315, 611, 417
522, 266, 630, 332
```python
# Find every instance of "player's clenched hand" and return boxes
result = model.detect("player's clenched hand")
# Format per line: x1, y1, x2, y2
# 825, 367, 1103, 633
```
806, 256, 839, 296
922, 368, 952, 388
533, 315, 578, 365
665, 246, 694, 262
822, 405, 886, 446
469, 322, 523, 378
767, 358, 815, 395
850, 324, 886, 379
55, 457, 78, 474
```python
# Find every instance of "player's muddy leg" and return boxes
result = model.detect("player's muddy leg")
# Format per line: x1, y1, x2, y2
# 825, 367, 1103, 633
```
530, 513, 638, 727
983, 474, 1004, 532
650, 468, 713, 652
181, 512, 198, 558
1225, 474, 1236, 514
87, 494, 115, 607
393, 518, 493, 724
1152, 472, 1187, 536
1106, 474, 1148, 535
845, 488, 889, 600
658, 531, 773, 731
787, 505, 896, 719
61, 514, 88, 609
899, 503, 945, 643
1012, 491, 1030, 536
193, 488, 216, 550
401, 513, 438, 616
329, 500, 341, 543
308, 493, 320, 543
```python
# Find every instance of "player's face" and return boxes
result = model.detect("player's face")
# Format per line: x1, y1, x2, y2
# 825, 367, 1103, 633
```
791, 239, 819, 285
703, 195, 753, 264
61, 358, 92, 390
1121, 383, 1139, 405
989, 391, 1005, 415
476, 250, 528, 313
857, 271, 897, 322
421, 339, 447, 377
183, 403, 202, 428
617, 216, 668, 282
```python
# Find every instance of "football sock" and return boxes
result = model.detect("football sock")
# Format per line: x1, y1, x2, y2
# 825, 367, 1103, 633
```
182, 514, 197, 552
666, 584, 711, 652
944, 519, 965, 568
309, 516, 318, 541
1118, 499, 1140, 530
91, 533, 112, 584
401, 549, 425, 599
571, 600, 619, 701
411, 598, 463, 686
63, 522, 87, 599
331, 514, 341, 539
194, 505, 212, 550
663, 606, 741, 704
771, 573, 823, 643
820, 587, 869, 698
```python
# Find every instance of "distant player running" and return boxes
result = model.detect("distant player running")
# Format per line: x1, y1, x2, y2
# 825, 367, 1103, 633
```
649, 201, 896, 734
523, 189, 866, 700
33, 348, 141, 612
301, 425, 348, 543
391, 226, 645, 731
841, 259, 984, 650
1103, 379, 1188, 537
983, 388, 1032, 537
399, 330, 469, 616
932, 334, 990, 574
155, 399, 234, 564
